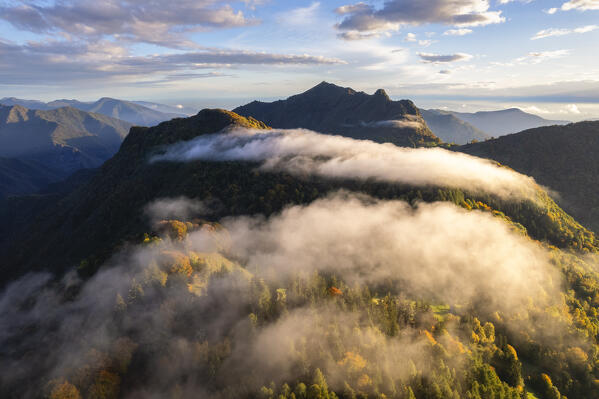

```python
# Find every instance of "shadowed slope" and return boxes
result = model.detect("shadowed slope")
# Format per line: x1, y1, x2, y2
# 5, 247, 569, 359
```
234, 82, 440, 147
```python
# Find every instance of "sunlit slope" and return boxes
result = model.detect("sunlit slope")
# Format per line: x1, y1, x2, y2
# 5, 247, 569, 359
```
2, 109, 594, 284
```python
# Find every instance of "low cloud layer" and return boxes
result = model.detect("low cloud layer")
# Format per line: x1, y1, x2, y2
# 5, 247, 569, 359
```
0, 193, 567, 397
152, 127, 539, 200
219, 193, 558, 309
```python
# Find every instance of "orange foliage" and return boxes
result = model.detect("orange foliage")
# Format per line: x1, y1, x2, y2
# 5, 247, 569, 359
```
48, 380, 81, 399
338, 351, 367, 373
158, 250, 193, 276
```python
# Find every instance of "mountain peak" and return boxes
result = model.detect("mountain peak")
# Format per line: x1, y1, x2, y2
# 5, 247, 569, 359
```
118, 108, 269, 158
233, 83, 440, 147
374, 88, 390, 100
3, 104, 30, 123
304, 81, 357, 97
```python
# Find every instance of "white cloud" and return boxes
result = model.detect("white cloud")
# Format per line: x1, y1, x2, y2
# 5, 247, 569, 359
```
153, 127, 539, 200
0, 0, 257, 49
515, 49, 570, 64
566, 104, 581, 114
561, 0, 599, 11
418, 52, 473, 63
335, 0, 505, 37
532, 25, 598, 39
0, 39, 346, 85
443, 28, 474, 35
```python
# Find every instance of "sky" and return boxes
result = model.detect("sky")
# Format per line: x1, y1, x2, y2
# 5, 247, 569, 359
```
0, 0, 598, 120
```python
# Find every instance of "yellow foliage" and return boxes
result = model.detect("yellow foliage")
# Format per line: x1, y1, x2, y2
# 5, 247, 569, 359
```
567, 347, 588, 364
157, 220, 190, 240
423, 330, 438, 346
48, 380, 81, 399
87, 370, 120, 399
158, 250, 193, 276
357, 374, 372, 389
338, 351, 367, 373
442, 334, 467, 355
506, 344, 518, 361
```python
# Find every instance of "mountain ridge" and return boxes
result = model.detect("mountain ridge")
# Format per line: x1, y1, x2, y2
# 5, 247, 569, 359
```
1, 108, 594, 284
459, 120, 599, 232
0, 104, 131, 197
234, 81, 441, 147
446, 108, 570, 136
0, 96, 186, 126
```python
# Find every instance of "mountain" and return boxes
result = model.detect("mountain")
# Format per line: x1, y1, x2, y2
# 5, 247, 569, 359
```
1, 97, 186, 126
0, 97, 51, 110
0, 104, 131, 196
2, 108, 599, 399
2, 109, 599, 399
446, 108, 569, 137
459, 120, 599, 233
233, 81, 441, 147
0, 157, 63, 197
81, 97, 186, 126
1, 108, 592, 279
420, 108, 490, 144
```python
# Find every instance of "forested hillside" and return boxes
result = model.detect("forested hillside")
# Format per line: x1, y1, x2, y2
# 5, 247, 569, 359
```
0, 105, 131, 196
460, 121, 599, 233
2, 110, 599, 399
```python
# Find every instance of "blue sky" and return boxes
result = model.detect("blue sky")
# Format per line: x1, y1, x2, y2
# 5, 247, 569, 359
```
0, 0, 598, 119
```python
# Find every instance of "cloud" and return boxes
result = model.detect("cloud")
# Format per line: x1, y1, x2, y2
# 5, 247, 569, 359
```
531, 25, 598, 40
0, 0, 256, 49
220, 194, 559, 308
278, 1, 321, 26
443, 28, 474, 35
152, 127, 539, 200
566, 103, 581, 114
335, 0, 505, 38
0, 39, 345, 85
561, 0, 599, 11
513, 49, 570, 64
144, 197, 210, 223
418, 52, 473, 63
0, 192, 570, 397
404, 33, 435, 46
358, 119, 425, 129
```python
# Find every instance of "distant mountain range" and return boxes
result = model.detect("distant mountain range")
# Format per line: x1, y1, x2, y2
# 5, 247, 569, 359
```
0, 104, 131, 197
459, 120, 599, 233
234, 81, 441, 147
443, 108, 569, 137
0, 97, 187, 126
419, 108, 490, 144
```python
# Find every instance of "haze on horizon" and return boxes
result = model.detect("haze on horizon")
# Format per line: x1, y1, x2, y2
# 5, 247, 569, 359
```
1, 0, 598, 120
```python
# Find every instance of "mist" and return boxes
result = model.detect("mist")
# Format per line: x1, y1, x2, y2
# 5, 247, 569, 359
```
0, 192, 579, 398
152, 127, 540, 200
